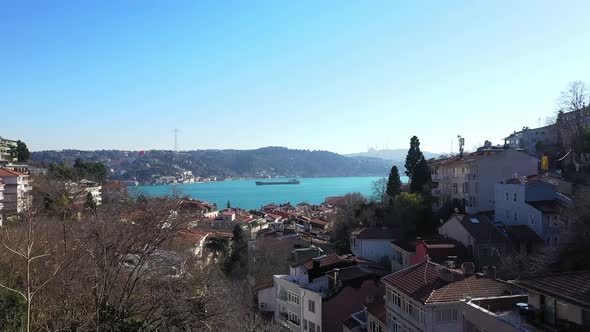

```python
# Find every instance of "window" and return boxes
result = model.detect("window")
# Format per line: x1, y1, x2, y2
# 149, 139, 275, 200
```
529, 214, 534, 224
288, 291, 300, 304
513, 211, 518, 222
308, 299, 315, 313
553, 216, 558, 226
309, 321, 317, 332
304, 319, 308, 330
513, 192, 518, 202
452, 183, 458, 194
436, 309, 458, 322
369, 319, 383, 332
462, 183, 466, 193
479, 247, 489, 257
288, 311, 300, 326
505, 192, 509, 201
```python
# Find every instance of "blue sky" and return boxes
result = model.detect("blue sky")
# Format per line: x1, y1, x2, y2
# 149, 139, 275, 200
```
1, 1, 589, 154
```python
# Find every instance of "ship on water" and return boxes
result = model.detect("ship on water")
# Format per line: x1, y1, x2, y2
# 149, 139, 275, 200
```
255, 179, 300, 185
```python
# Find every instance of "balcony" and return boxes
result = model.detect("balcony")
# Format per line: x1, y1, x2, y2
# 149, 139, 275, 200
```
525, 307, 586, 332
278, 312, 300, 330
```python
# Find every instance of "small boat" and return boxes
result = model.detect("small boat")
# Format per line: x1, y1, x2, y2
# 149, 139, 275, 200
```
255, 179, 300, 185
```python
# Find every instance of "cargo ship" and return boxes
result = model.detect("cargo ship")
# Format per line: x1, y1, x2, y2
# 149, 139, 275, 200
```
255, 179, 300, 185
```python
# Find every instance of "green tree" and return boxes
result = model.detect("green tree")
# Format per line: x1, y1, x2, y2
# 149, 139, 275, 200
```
386, 165, 402, 198
224, 225, 247, 276
84, 192, 96, 211
204, 236, 230, 263
404, 136, 431, 193
9, 140, 30, 162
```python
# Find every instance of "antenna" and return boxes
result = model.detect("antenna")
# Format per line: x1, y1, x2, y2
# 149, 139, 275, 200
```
457, 135, 465, 158
173, 128, 179, 152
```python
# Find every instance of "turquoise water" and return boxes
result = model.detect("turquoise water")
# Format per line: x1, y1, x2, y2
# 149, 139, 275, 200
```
132, 176, 408, 210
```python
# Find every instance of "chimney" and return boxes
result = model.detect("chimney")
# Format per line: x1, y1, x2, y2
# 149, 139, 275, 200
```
312, 257, 321, 271
461, 262, 475, 276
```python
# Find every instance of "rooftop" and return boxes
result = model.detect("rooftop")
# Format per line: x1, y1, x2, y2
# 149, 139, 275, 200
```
352, 227, 399, 240
382, 261, 514, 304
526, 199, 565, 214
444, 213, 507, 243
512, 271, 590, 310
0, 168, 28, 177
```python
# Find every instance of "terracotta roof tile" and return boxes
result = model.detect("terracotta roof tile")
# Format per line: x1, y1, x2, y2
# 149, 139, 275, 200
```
0, 168, 27, 177
382, 261, 513, 304
513, 271, 590, 309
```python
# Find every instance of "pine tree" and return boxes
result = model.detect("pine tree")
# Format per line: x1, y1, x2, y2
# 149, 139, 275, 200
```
386, 165, 402, 198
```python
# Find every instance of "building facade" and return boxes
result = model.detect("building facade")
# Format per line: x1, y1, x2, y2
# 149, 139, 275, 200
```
0, 168, 32, 214
431, 149, 538, 213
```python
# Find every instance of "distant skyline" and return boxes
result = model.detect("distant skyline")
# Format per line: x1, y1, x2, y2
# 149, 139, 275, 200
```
2, 1, 590, 154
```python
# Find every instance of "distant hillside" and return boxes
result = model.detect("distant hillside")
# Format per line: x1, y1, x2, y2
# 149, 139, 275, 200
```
31, 147, 393, 182
346, 149, 439, 161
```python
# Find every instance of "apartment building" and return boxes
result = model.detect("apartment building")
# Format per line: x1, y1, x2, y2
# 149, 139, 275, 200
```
0, 181, 4, 225
0, 137, 17, 162
430, 149, 538, 214
0, 168, 32, 214
274, 254, 341, 331
381, 261, 516, 332
512, 271, 590, 330
494, 176, 573, 249
66, 179, 102, 207
504, 124, 559, 155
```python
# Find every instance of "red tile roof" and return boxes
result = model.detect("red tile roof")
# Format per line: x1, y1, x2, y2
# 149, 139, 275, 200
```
0, 168, 27, 177
513, 271, 590, 310
177, 230, 210, 244
295, 253, 344, 270
428, 276, 512, 304
381, 261, 513, 304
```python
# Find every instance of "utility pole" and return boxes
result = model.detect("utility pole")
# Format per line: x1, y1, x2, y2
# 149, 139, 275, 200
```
173, 128, 179, 153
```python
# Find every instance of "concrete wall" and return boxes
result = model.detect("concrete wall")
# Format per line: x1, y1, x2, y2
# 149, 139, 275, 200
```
460, 301, 520, 332
301, 290, 322, 332
258, 286, 276, 312
467, 149, 538, 214
426, 303, 462, 332
439, 216, 474, 250
352, 239, 395, 262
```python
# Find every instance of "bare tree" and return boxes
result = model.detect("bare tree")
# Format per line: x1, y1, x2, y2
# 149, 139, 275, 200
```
0, 213, 65, 332
556, 80, 589, 114
371, 177, 387, 204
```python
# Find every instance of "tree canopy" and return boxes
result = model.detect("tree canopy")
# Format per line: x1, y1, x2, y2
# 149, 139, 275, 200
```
9, 140, 30, 162
386, 165, 402, 198
404, 136, 431, 193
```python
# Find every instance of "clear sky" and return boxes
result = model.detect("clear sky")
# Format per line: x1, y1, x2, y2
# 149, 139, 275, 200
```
1, 1, 589, 154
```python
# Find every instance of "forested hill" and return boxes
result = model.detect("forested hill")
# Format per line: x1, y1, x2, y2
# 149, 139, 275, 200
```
31, 147, 394, 182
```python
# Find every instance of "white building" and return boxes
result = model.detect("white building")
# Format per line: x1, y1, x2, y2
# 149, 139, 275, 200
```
0, 168, 32, 215
0, 181, 4, 225
381, 261, 516, 332
350, 227, 398, 263
0, 137, 17, 162
431, 149, 538, 213
274, 255, 330, 331
66, 179, 102, 207
494, 176, 573, 248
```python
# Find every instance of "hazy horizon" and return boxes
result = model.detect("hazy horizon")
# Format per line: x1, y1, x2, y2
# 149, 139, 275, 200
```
2, 1, 589, 154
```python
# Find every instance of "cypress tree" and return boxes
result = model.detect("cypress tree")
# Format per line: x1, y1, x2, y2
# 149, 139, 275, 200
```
386, 165, 402, 198
405, 136, 431, 193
